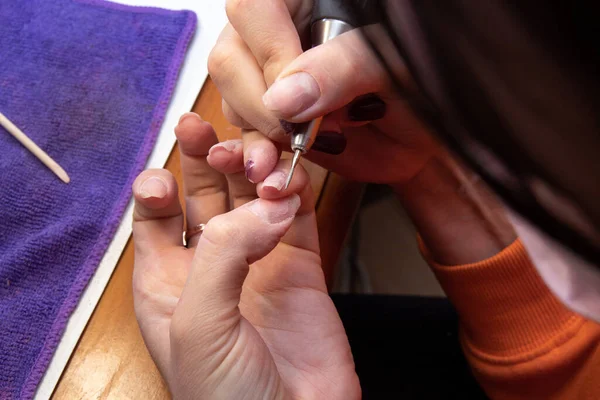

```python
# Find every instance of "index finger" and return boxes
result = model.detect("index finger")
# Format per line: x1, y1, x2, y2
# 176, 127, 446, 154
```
226, 0, 308, 86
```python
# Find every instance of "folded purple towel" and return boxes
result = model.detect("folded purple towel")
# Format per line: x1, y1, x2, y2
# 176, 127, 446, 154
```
0, 1, 196, 398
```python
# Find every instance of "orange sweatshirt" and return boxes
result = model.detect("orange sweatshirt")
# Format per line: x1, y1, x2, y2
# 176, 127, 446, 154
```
421, 239, 600, 400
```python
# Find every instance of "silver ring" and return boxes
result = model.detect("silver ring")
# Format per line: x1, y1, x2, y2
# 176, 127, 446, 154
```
185, 223, 205, 247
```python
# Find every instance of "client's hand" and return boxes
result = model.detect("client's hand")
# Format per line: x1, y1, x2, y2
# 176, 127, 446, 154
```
131, 113, 359, 399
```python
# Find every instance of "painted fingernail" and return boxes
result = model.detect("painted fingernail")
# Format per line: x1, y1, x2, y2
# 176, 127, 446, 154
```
348, 95, 386, 121
139, 176, 168, 199
245, 145, 267, 183
178, 112, 201, 124
248, 195, 301, 224
245, 159, 256, 183
263, 170, 287, 191
279, 119, 296, 135
263, 72, 321, 117
312, 131, 347, 155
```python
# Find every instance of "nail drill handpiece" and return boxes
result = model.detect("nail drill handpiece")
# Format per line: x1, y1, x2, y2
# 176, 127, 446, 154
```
284, 0, 356, 188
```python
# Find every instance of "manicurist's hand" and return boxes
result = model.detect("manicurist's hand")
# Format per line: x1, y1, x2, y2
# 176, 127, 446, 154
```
131, 113, 360, 399
209, 0, 439, 185
209, 0, 515, 267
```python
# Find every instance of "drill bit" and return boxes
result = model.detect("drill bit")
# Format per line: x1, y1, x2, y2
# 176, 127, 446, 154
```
285, 149, 302, 189
285, 116, 323, 190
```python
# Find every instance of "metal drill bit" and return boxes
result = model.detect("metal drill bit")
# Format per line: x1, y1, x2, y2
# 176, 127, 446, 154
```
285, 149, 302, 189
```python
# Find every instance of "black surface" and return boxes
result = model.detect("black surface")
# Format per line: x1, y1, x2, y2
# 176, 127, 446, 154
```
332, 294, 489, 399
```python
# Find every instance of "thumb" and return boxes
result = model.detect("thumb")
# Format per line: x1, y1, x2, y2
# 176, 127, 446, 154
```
262, 29, 388, 122
171, 195, 300, 340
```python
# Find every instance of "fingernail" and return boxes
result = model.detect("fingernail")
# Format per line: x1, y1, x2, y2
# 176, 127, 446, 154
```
263, 170, 287, 191
178, 112, 201, 124
263, 72, 321, 117
348, 95, 386, 121
248, 195, 301, 224
279, 119, 296, 135
139, 176, 168, 199
245, 159, 256, 183
209, 140, 239, 156
312, 132, 347, 155
208, 145, 229, 158
245, 145, 266, 183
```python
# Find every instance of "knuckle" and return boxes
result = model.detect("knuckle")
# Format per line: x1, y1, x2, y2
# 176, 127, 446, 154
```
222, 100, 249, 128
203, 215, 241, 246
262, 59, 285, 86
225, 0, 256, 24
259, 40, 290, 74
225, 0, 248, 23
259, 41, 281, 65
207, 43, 234, 81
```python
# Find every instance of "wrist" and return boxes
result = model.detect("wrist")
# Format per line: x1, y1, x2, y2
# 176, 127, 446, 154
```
392, 152, 516, 265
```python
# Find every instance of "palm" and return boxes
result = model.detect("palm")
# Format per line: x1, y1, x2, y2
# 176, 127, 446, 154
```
241, 245, 356, 397
137, 235, 357, 398
133, 248, 191, 363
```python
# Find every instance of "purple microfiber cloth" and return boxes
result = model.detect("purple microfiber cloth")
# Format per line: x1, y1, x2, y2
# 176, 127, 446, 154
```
0, 1, 196, 398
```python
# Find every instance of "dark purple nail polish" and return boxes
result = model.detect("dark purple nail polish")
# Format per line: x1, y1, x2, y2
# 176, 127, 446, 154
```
245, 159, 255, 182
279, 119, 296, 135
348, 95, 386, 122
312, 131, 347, 155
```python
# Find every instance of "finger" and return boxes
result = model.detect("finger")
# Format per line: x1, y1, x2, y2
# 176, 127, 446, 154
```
341, 94, 388, 127
257, 159, 310, 204
304, 123, 431, 183
175, 113, 229, 247
304, 95, 436, 182
132, 169, 183, 256
257, 160, 319, 253
276, 123, 402, 183
132, 169, 184, 378
222, 99, 254, 130
242, 129, 281, 183
171, 195, 301, 343
226, 0, 304, 86
207, 139, 257, 208
206, 139, 244, 175
208, 25, 284, 140
262, 30, 389, 122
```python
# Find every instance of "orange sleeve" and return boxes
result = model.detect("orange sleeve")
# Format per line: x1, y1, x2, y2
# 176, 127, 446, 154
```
421, 239, 600, 400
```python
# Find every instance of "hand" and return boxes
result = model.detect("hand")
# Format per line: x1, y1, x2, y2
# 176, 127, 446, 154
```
209, 0, 439, 185
131, 113, 360, 399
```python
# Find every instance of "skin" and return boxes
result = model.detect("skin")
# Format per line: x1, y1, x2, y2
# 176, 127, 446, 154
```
132, 114, 360, 399
132, 122, 516, 399
395, 153, 516, 265
132, 1, 518, 397
209, 1, 436, 185
208, 0, 516, 264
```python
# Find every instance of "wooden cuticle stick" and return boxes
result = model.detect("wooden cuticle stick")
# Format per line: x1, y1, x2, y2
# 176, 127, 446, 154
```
0, 112, 70, 183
